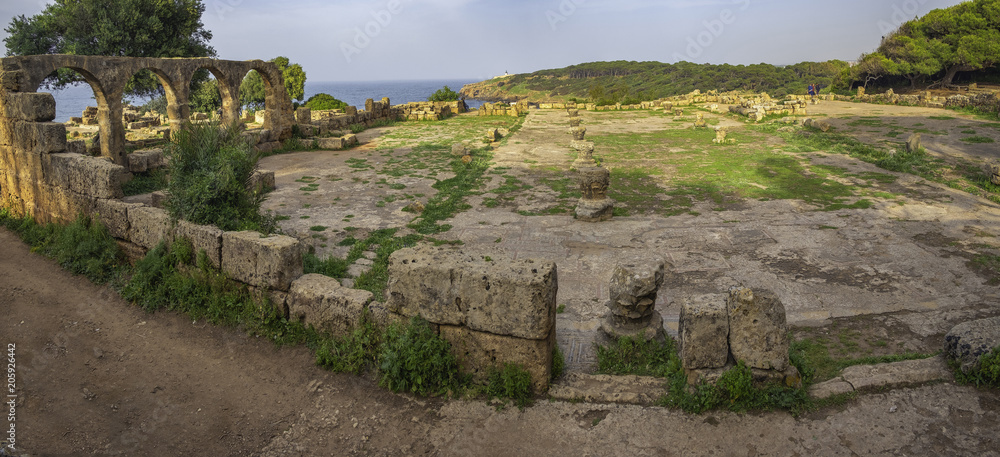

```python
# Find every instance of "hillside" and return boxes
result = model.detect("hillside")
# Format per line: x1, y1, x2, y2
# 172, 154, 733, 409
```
460, 60, 849, 104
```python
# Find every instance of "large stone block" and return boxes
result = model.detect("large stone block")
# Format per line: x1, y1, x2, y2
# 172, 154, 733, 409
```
14, 121, 66, 154
221, 231, 303, 291
127, 148, 165, 173
43, 153, 127, 199
288, 274, 374, 336
386, 246, 557, 340
1, 92, 56, 122
316, 137, 344, 150
440, 325, 554, 393
94, 198, 139, 239
679, 294, 730, 370
173, 220, 223, 268
945, 316, 1000, 374
727, 287, 789, 371
127, 205, 172, 250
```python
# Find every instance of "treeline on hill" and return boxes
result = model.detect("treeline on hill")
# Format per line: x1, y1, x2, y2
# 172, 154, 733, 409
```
499, 60, 849, 104
846, 0, 1000, 90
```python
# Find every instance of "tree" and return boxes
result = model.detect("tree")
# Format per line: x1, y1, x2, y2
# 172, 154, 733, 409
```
239, 56, 307, 110
304, 93, 348, 111
428, 86, 459, 102
4, 0, 215, 97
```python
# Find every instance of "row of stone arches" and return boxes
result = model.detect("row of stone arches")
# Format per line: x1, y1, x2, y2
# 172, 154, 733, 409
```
2, 55, 294, 165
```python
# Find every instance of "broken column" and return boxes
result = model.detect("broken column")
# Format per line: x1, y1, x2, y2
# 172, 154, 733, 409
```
571, 126, 587, 141
571, 140, 596, 169
678, 287, 800, 387
569, 117, 582, 127
601, 258, 667, 342
574, 166, 614, 222
988, 162, 1000, 186
712, 127, 728, 144
906, 133, 921, 153
694, 112, 707, 128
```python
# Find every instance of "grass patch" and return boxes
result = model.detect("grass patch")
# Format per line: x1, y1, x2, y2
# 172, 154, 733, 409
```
960, 136, 996, 144
485, 363, 533, 410
952, 346, 1000, 388
122, 168, 169, 197
0, 210, 123, 284
789, 337, 936, 383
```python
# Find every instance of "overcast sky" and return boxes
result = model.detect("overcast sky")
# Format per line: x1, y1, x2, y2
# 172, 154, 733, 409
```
0, 0, 968, 82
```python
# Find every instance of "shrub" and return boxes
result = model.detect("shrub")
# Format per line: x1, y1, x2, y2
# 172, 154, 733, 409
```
552, 343, 565, 381
955, 346, 1000, 388
165, 121, 276, 233
379, 317, 463, 395
305, 93, 349, 111
486, 363, 533, 409
428, 85, 460, 102
0, 211, 122, 284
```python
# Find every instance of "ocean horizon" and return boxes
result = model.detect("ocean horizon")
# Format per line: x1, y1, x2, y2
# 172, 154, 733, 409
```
45, 78, 486, 123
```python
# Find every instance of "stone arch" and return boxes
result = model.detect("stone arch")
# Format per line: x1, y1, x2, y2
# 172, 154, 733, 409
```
245, 60, 294, 140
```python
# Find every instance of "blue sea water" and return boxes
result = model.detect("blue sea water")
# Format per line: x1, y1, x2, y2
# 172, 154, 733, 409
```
46, 79, 484, 123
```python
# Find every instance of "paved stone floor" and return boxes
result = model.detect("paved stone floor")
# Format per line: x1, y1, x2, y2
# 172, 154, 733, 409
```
261, 105, 1000, 373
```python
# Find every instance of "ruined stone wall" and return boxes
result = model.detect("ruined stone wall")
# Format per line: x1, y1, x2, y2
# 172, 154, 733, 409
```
306, 98, 404, 132
385, 245, 558, 392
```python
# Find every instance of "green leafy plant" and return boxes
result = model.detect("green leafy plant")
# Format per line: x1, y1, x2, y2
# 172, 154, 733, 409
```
954, 346, 1000, 388
485, 363, 533, 410
165, 121, 276, 233
378, 317, 464, 395
428, 85, 460, 102
0, 211, 122, 284
305, 93, 348, 111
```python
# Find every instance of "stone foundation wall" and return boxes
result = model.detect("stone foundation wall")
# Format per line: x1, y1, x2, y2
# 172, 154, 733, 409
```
385, 245, 558, 392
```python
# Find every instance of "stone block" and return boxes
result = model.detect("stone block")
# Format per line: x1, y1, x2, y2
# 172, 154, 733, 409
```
221, 231, 303, 291
94, 198, 138, 239
451, 143, 468, 157
288, 274, 374, 336
317, 137, 344, 150
66, 140, 86, 154
575, 198, 614, 222
173, 220, 223, 268
808, 378, 854, 399
150, 191, 167, 208
14, 121, 66, 154
295, 107, 312, 124
727, 287, 789, 371
386, 246, 557, 340
127, 148, 165, 173
841, 356, 951, 391
679, 294, 730, 370
43, 153, 127, 199
440, 325, 554, 393
127, 205, 172, 250
342, 134, 359, 147
945, 317, 1000, 373
906, 133, 921, 153
1, 92, 56, 122
249, 170, 275, 194
254, 110, 266, 124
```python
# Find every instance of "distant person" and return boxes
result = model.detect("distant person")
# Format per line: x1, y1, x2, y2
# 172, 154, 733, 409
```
808, 84, 816, 98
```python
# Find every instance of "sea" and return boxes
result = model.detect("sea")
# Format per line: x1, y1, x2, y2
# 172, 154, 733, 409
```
46, 79, 485, 123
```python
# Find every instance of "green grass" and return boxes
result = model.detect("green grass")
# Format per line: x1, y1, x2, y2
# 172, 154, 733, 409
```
122, 168, 169, 197
952, 346, 1000, 388
485, 363, 533, 410
595, 335, 811, 414
960, 136, 996, 144
0, 210, 123, 284
789, 337, 937, 383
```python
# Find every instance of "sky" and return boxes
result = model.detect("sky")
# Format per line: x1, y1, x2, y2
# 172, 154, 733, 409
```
0, 0, 970, 83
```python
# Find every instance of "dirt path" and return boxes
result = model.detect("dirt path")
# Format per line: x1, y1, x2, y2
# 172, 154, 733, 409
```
3, 227, 1000, 456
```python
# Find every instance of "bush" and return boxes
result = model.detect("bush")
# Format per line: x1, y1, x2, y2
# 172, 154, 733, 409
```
165, 122, 276, 233
428, 85, 460, 102
955, 347, 1000, 388
0, 211, 122, 284
379, 317, 464, 395
305, 93, 348, 111
486, 363, 533, 409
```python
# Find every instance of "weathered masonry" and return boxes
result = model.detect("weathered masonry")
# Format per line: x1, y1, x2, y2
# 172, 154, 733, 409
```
0, 55, 295, 221
0, 55, 294, 166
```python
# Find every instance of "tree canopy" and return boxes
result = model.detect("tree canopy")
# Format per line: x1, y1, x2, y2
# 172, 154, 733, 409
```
240, 57, 307, 110
852, 0, 1000, 87
4, 0, 216, 97
304, 93, 348, 111
428, 86, 460, 102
